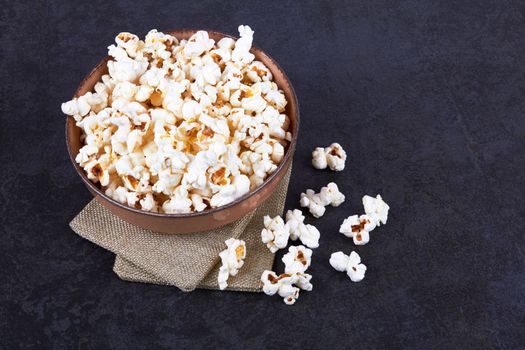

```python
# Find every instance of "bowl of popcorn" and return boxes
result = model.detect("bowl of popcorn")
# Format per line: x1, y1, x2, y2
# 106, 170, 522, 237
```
64, 25, 299, 233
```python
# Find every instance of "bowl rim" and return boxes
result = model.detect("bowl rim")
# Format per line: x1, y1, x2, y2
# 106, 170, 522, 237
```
65, 28, 300, 218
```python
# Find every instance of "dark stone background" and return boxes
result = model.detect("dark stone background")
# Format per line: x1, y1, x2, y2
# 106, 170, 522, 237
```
1, 0, 524, 348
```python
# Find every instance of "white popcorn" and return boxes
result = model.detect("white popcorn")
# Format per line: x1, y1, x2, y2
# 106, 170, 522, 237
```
282, 245, 312, 274
181, 100, 202, 120
261, 245, 313, 305
232, 25, 255, 64
339, 214, 376, 245
318, 182, 345, 207
311, 143, 347, 171
107, 59, 148, 83
325, 143, 346, 171
299, 190, 326, 218
299, 182, 345, 218
190, 193, 207, 212
217, 238, 246, 290
114, 32, 141, 58
363, 194, 390, 226
161, 185, 193, 213
285, 209, 320, 249
139, 193, 158, 212
311, 147, 327, 169
261, 215, 290, 253
63, 26, 290, 213
184, 30, 215, 57
329, 251, 367, 282
247, 61, 272, 83
264, 89, 287, 112
261, 271, 300, 305
209, 174, 250, 207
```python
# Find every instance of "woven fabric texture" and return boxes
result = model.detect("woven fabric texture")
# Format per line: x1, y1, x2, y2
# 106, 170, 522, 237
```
69, 166, 291, 292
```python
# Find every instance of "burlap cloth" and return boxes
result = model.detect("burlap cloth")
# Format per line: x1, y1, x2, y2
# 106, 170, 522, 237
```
69, 166, 291, 292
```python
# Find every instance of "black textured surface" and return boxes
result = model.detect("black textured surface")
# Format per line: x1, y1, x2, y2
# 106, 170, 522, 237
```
1, 1, 524, 349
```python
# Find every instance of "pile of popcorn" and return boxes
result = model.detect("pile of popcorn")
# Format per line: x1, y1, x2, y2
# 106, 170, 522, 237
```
218, 142, 391, 305
62, 25, 291, 213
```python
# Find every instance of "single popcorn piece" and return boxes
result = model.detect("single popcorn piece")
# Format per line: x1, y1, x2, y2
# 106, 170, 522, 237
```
62, 25, 291, 214
261, 271, 300, 305
299, 190, 326, 218
318, 182, 345, 207
282, 245, 312, 274
217, 238, 246, 290
311, 143, 346, 171
261, 215, 290, 253
311, 147, 327, 170
339, 214, 376, 245
325, 143, 346, 171
363, 194, 390, 226
329, 251, 367, 282
285, 209, 320, 248
299, 182, 345, 218
260, 245, 313, 305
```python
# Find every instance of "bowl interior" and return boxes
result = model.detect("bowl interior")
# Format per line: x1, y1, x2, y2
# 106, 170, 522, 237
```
66, 29, 299, 218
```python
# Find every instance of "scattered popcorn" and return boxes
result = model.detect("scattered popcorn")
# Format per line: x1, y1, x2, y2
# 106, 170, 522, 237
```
311, 143, 346, 171
217, 238, 246, 290
63, 26, 291, 213
363, 194, 390, 226
261, 271, 300, 305
261, 245, 313, 305
282, 245, 312, 274
339, 214, 376, 246
299, 189, 325, 218
285, 209, 320, 248
299, 182, 345, 218
261, 215, 290, 253
329, 251, 366, 282
311, 147, 327, 170
318, 182, 345, 207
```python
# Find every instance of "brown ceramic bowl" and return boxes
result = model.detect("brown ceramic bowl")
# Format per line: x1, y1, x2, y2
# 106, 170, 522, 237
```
65, 29, 299, 234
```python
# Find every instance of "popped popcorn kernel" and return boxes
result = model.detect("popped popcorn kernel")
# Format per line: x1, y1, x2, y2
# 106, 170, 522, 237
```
285, 209, 320, 248
261, 215, 290, 253
363, 194, 390, 226
217, 238, 246, 290
311, 143, 347, 171
329, 251, 366, 282
261, 245, 314, 305
339, 214, 376, 246
299, 182, 345, 218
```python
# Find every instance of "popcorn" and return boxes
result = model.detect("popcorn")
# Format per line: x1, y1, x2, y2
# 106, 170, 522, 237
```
329, 251, 367, 282
209, 174, 250, 207
285, 209, 320, 248
183, 30, 215, 57
217, 238, 246, 290
261, 215, 290, 253
339, 214, 376, 245
161, 185, 193, 213
318, 182, 345, 207
299, 190, 325, 218
261, 245, 313, 305
261, 271, 300, 305
282, 245, 312, 274
63, 26, 291, 213
61, 96, 91, 118
311, 147, 327, 169
299, 182, 345, 218
311, 143, 346, 171
363, 194, 390, 226
232, 25, 255, 64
